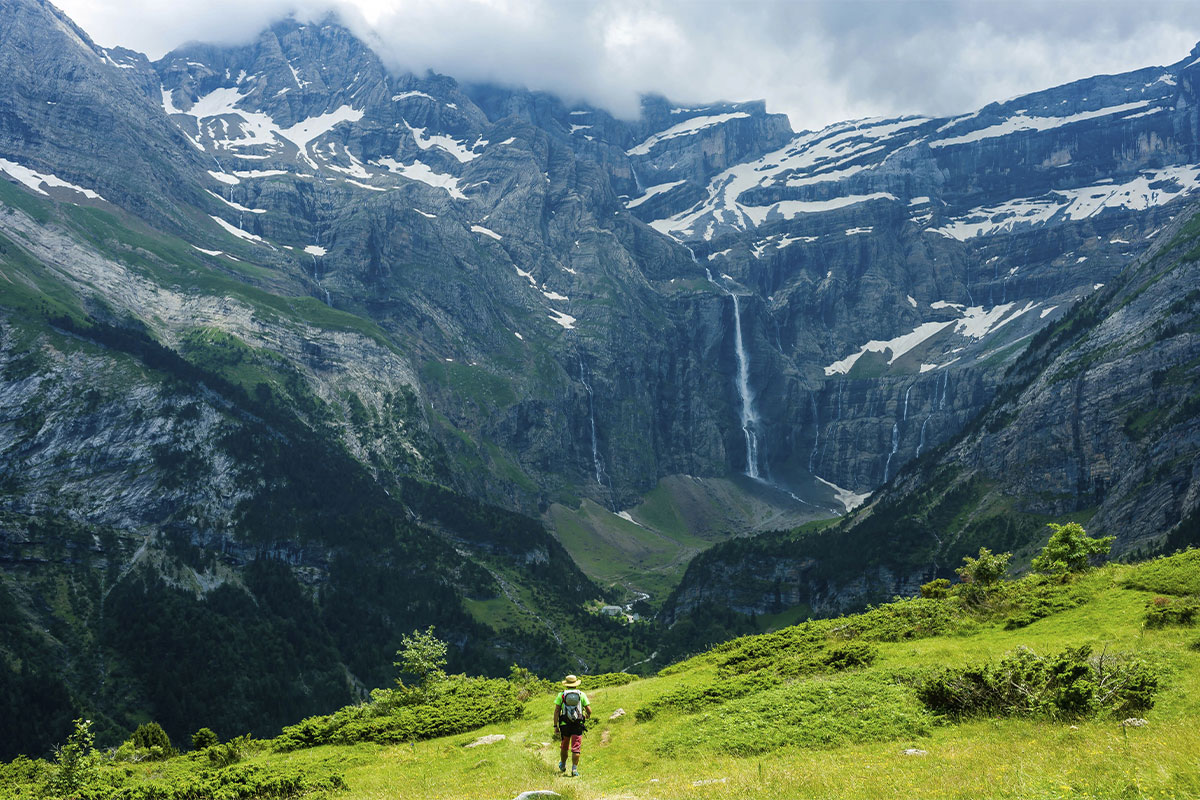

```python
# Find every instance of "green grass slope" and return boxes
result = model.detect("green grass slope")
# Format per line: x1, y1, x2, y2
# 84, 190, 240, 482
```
7, 549, 1199, 800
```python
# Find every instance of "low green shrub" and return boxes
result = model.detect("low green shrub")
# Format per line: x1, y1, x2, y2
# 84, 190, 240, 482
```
1122, 549, 1200, 596
655, 673, 932, 756
1143, 595, 1199, 628
274, 675, 523, 752
821, 642, 878, 670
635, 674, 772, 722
833, 597, 967, 642
917, 645, 1158, 720
920, 578, 952, 599
578, 672, 640, 689
190, 728, 218, 751
205, 734, 255, 768
73, 763, 346, 800
505, 665, 555, 701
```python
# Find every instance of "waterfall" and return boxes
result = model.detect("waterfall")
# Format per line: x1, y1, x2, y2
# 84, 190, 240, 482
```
820, 378, 844, 469
808, 391, 820, 474
917, 373, 946, 457
311, 253, 332, 307
939, 370, 950, 410
902, 384, 912, 421
692, 250, 763, 480
578, 354, 607, 486
730, 293, 761, 479
883, 421, 899, 484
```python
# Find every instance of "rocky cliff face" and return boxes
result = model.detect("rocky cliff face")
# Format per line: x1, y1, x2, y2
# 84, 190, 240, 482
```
663, 203, 1200, 629
8, 3, 1199, 516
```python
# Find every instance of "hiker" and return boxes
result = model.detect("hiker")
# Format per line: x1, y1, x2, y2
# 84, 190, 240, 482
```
553, 674, 592, 777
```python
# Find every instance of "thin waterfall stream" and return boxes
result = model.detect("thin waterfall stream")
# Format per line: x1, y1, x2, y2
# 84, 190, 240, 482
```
578, 353, 607, 487
689, 246, 762, 480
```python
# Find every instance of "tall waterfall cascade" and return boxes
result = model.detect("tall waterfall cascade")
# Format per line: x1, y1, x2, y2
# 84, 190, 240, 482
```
691, 250, 763, 480
577, 353, 607, 487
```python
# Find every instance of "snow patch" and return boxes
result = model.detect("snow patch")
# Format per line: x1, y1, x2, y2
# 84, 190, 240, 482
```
375, 157, 467, 199
625, 180, 685, 209
405, 121, 481, 162
471, 224, 502, 240
233, 169, 287, 179
548, 309, 576, 329
205, 189, 265, 213
931, 101, 1154, 147
210, 215, 265, 243
816, 476, 870, 513
626, 112, 751, 156
0, 158, 104, 200
823, 320, 953, 376
933, 165, 1200, 240
304, 245, 327, 256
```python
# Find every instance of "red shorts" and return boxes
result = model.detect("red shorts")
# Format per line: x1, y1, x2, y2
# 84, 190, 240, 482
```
559, 733, 582, 755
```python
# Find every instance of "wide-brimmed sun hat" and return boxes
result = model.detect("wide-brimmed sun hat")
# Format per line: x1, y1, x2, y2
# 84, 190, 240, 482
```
562, 674, 582, 688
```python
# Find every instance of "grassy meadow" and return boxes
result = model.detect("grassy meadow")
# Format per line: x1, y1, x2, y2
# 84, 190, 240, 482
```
6, 551, 1200, 800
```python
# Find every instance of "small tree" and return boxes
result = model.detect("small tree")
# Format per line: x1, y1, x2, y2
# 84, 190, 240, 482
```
1032, 522, 1114, 576
394, 626, 448, 690
957, 547, 1011, 587
191, 727, 219, 751
47, 718, 99, 797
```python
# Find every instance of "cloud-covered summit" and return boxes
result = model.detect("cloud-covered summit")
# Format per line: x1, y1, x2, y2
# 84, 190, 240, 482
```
55, 0, 1200, 131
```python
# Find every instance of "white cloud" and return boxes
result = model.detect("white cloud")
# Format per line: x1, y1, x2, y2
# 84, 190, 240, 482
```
56, 0, 1200, 131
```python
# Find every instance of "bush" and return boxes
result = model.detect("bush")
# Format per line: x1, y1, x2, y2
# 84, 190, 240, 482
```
507, 665, 556, 702
578, 672, 640, 689
121, 722, 175, 761
274, 674, 524, 752
822, 642, 878, 670
635, 674, 772, 722
71, 763, 346, 800
206, 734, 255, 767
1143, 595, 1199, 628
957, 548, 1011, 586
190, 727, 218, 751
917, 645, 1157, 719
1032, 522, 1113, 576
920, 578, 952, 599
46, 718, 100, 797
834, 597, 967, 641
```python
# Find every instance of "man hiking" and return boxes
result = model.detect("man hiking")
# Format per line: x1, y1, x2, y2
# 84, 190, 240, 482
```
553, 674, 592, 777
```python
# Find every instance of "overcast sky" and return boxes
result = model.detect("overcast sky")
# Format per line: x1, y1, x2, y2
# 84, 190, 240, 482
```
56, 0, 1200, 131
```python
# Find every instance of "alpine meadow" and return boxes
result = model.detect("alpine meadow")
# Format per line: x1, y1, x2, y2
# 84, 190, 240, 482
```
1, 0, 1199, 798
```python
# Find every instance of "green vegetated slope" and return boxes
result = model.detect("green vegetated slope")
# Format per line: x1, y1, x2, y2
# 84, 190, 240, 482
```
6, 549, 1199, 800
0, 185, 654, 756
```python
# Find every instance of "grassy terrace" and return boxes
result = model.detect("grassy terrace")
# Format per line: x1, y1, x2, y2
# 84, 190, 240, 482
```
7, 549, 1198, 800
